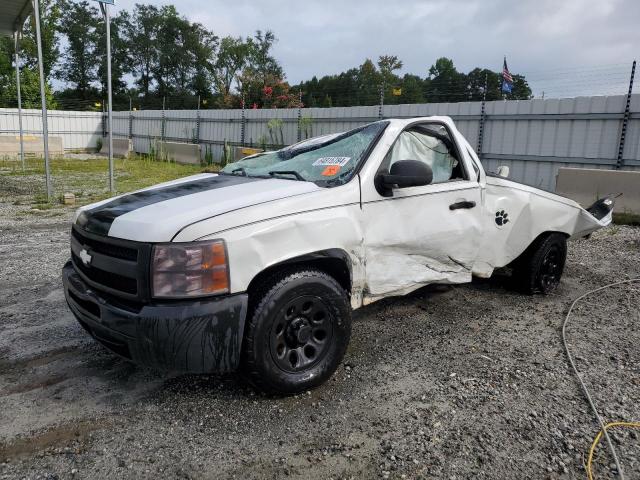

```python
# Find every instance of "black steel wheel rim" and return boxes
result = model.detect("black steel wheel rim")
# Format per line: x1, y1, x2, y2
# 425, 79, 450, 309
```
540, 245, 562, 290
269, 295, 334, 373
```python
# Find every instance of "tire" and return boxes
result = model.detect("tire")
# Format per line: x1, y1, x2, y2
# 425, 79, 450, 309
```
512, 233, 567, 294
242, 268, 352, 395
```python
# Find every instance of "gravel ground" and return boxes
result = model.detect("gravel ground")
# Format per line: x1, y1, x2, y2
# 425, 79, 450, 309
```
0, 201, 639, 480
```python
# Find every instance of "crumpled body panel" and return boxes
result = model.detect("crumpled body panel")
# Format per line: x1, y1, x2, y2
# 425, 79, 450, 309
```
473, 176, 612, 275
364, 248, 471, 301
359, 180, 482, 302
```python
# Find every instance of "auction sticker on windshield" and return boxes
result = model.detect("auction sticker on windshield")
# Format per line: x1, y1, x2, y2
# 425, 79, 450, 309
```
312, 156, 351, 167
321, 165, 341, 176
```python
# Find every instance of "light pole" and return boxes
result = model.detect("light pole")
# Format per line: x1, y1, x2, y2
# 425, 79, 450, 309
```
13, 29, 25, 171
97, 0, 115, 193
32, 0, 52, 200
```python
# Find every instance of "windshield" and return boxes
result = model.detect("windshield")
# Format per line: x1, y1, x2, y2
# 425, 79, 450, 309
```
220, 122, 388, 187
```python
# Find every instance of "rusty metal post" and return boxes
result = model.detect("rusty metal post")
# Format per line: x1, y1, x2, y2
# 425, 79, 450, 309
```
616, 60, 636, 170
476, 72, 488, 159
241, 93, 246, 147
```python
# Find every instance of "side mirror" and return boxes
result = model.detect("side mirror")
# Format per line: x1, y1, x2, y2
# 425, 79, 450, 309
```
496, 165, 510, 178
376, 160, 433, 194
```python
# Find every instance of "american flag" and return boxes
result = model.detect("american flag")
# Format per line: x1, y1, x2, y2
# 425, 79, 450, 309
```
502, 57, 513, 83
502, 57, 513, 93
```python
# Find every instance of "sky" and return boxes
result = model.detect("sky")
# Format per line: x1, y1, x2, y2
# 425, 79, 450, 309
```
111, 0, 640, 98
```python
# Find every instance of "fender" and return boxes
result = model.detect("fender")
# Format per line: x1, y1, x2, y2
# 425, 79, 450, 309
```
194, 203, 367, 310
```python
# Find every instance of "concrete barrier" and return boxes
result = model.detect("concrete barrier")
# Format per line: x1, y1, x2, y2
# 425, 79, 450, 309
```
556, 167, 640, 215
0, 135, 64, 157
99, 138, 131, 158
158, 141, 201, 165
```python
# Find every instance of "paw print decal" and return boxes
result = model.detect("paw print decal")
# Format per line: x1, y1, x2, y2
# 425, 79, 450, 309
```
495, 210, 510, 227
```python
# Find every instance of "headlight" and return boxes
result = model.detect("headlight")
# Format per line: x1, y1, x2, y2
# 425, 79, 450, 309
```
151, 240, 229, 298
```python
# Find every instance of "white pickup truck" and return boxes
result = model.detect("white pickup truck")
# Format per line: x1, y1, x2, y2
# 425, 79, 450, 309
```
62, 117, 613, 394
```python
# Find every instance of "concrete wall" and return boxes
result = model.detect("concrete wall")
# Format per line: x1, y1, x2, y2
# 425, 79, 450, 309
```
158, 141, 201, 165
0, 135, 64, 157
99, 138, 131, 158
556, 168, 640, 214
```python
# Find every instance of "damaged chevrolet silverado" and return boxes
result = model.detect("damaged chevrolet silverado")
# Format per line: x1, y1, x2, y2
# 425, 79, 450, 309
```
62, 117, 614, 394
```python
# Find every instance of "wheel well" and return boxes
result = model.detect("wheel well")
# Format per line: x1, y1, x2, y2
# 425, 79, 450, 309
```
246, 250, 352, 303
530, 230, 569, 247
510, 230, 569, 267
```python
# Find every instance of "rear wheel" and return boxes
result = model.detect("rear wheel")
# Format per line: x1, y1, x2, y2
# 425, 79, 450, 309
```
512, 233, 567, 294
242, 268, 351, 395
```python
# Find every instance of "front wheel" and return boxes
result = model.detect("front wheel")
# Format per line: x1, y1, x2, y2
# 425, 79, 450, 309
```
242, 268, 352, 395
512, 233, 567, 294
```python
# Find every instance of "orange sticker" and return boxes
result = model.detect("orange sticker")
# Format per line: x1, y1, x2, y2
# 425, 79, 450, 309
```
321, 165, 340, 176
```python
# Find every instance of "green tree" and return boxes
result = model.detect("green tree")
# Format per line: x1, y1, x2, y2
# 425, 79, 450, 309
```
150, 6, 216, 103
378, 54, 402, 85
95, 10, 133, 97
466, 68, 501, 101
378, 55, 404, 105
399, 74, 425, 103
4, 68, 58, 109
357, 59, 381, 105
466, 68, 532, 101
509, 74, 532, 100
211, 36, 250, 102
0, 37, 13, 104
20, 0, 61, 80
127, 4, 160, 98
56, 0, 98, 99
425, 57, 468, 103
0, 1, 59, 109
188, 23, 218, 101
239, 30, 285, 106
245, 30, 283, 87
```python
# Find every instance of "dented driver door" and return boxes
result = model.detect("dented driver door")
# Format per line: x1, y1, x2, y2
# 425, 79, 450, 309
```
359, 122, 484, 303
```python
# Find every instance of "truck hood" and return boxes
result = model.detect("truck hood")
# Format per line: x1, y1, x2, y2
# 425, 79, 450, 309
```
75, 173, 323, 242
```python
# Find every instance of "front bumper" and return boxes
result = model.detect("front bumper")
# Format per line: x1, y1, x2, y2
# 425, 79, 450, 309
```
62, 261, 248, 373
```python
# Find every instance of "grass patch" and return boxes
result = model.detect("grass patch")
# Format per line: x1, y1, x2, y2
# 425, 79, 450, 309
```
0, 155, 215, 207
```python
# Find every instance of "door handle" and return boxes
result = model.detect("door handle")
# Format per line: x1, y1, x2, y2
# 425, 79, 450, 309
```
449, 200, 476, 210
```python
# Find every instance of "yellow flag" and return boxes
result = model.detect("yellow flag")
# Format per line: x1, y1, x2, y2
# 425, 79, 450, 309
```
392, 88, 402, 96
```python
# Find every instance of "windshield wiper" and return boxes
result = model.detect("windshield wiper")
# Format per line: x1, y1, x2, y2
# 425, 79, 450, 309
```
268, 170, 306, 181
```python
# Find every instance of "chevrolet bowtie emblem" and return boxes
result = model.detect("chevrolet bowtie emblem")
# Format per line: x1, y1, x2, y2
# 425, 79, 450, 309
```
79, 248, 92, 266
